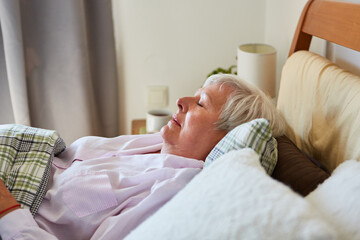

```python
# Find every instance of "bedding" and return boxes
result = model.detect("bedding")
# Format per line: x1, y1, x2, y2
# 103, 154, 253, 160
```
306, 160, 360, 240
125, 149, 336, 240
0, 124, 65, 216
205, 118, 277, 175
272, 135, 330, 196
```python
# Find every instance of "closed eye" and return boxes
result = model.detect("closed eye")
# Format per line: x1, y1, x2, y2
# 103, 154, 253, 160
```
197, 102, 203, 107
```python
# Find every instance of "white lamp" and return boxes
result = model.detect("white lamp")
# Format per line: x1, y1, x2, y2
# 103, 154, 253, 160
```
237, 43, 276, 98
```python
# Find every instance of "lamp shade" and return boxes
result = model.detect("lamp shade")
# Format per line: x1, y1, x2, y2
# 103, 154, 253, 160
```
237, 43, 276, 97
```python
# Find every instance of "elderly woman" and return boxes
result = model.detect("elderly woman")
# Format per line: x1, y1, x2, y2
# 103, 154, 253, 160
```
0, 74, 285, 239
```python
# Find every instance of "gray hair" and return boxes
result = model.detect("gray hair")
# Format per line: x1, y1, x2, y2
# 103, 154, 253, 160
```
203, 74, 286, 137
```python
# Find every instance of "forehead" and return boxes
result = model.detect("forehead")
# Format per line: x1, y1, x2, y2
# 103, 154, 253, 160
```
196, 83, 233, 108
196, 83, 233, 96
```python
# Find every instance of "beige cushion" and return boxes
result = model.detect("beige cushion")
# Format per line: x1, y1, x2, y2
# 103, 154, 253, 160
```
277, 51, 360, 172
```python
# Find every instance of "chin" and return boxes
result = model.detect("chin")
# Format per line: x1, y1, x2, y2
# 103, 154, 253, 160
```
160, 123, 168, 133
160, 124, 178, 145
160, 124, 170, 139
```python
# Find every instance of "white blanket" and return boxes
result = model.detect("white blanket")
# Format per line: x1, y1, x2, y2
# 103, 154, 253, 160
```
306, 160, 360, 240
126, 149, 360, 239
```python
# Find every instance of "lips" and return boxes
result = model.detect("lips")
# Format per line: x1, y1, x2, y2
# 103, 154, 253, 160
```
172, 114, 181, 127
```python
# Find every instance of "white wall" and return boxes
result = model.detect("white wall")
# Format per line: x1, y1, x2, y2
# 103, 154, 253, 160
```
327, 43, 360, 76
112, 0, 266, 134
264, 0, 326, 96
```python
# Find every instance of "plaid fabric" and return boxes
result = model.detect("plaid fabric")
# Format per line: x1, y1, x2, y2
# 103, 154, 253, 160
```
204, 118, 277, 175
0, 124, 65, 216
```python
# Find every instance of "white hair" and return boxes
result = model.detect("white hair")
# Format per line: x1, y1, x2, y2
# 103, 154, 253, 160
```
203, 74, 286, 137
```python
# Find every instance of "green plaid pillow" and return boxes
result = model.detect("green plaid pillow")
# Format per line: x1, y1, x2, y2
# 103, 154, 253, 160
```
0, 124, 66, 216
204, 118, 277, 175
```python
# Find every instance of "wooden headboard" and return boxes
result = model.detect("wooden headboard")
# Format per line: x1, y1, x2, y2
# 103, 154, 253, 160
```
289, 0, 360, 56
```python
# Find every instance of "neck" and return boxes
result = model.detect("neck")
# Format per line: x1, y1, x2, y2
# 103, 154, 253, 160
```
161, 145, 205, 161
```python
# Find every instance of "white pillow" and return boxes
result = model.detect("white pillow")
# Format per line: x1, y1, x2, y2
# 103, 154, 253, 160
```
306, 160, 360, 240
125, 149, 336, 240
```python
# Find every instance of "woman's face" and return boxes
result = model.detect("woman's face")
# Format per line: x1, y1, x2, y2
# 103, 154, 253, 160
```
160, 83, 233, 160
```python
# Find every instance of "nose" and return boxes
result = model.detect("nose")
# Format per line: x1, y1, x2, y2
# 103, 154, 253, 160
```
176, 97, 190, 112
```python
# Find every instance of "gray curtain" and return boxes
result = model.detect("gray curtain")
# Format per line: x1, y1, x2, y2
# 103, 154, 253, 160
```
0, 0, 119, 144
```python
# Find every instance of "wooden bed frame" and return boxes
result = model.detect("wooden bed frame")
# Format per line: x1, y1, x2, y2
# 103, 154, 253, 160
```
289, 0, 360, 56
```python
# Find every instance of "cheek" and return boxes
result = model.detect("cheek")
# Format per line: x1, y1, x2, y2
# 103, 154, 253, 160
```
189, 114, 217, 133
186, 112, 213, 128
182, 115, 217, 143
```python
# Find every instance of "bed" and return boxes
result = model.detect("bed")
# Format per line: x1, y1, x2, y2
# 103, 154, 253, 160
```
125, 0, 360, 239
